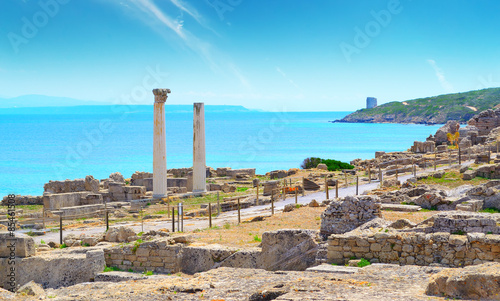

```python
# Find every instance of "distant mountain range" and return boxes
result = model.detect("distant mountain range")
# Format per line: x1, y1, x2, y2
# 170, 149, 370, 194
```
0, 95, 112, 108
0, 95, 252, 114
336, 88, 500, 124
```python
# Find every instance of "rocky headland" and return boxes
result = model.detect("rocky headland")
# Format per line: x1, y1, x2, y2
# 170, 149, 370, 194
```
335, 87, 500, 124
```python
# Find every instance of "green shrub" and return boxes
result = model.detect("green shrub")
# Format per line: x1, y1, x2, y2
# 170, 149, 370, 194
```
300, 157, 354, 171
357, 258, 371, 268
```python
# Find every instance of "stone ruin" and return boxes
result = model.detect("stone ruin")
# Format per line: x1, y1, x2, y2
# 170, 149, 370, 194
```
320, 196, 382, 238
318, 194, 500, 268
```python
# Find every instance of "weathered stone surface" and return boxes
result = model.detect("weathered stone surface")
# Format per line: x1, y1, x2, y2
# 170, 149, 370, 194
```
434, 120, 460, 145
17, 280, 45, 296
316, 163, 328, 170
180, 245, 237, 274
411, 141, 435, 153
109, 172, 125, 183
0, 288, 14, 299
84, 175, 100, 193
22, 265, 449, 300
308, 199, 319, 207
219, 249, 260, 269
259, 229, 319, 271
303, 178, 320, 190
283, 204, 295, 212
413, 191, 448, 209
269, 170, 287, 179
426, 262, 500, 299
95, 271, 147, 282
463, 169, 477, 180
263, 181, 279, 196
468, 108, 500, 136
0, 234, 35, 258
104, 226, 136, 243
320, 196, 381, 237
0, 248, 105, 289
1, 195, 43, 206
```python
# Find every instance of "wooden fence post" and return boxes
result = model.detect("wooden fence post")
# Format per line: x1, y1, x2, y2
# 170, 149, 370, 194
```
368, 166, 371, 184
344, 172, 348, 188
271, 191, 274, 216
256, 184, 259, 206
356, 176, 359, 195
237, 198, 241, 224
106, 210, 109, 231
325, 178, 329, 200
434, 152, 437, 170
395, 160, 399, 181
335, 179, 339, 198
172, 207, 175, 232
208, 202, 212, 228
59, 215, 63, 245
295, 187, 298, 204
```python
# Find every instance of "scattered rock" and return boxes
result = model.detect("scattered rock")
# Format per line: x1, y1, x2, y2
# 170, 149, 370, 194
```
48, 241, 60, 248
283, 204, 295, 212
17, 281, 45, 297
463, 169, 477, 180
308, 199, 319, 207
388, 219, 416, 229
433, 170, 445, 178
316, 163, 328, 170
303, 178, 320, 190
104, 226, 136, 242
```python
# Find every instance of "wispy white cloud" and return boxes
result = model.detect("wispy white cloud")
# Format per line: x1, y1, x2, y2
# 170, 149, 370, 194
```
276, 67, 300, 89
427, 59, 454, 93
116, 0, 249, 88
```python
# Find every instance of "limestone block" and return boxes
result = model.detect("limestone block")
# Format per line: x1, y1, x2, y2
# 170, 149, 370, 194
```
0, 234, 35, 258
259, 229, 319, 271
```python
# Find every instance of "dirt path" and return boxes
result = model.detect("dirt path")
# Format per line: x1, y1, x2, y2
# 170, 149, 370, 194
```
30, 160, 474, 244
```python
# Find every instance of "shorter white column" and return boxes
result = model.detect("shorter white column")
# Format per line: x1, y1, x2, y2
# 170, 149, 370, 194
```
193, 102, 206, 192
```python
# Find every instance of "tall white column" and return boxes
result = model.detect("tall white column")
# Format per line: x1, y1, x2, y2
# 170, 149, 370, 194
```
152, 88, 170, 198
193, 102, 206, 192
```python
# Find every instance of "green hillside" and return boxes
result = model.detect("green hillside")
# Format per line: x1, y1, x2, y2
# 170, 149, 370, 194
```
337, 88, 500, 124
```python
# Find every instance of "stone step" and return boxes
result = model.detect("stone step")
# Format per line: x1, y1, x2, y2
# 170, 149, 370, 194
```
381, 204, 421, 212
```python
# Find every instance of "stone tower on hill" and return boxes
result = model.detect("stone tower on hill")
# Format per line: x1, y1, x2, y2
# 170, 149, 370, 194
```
366, 97, 377, 109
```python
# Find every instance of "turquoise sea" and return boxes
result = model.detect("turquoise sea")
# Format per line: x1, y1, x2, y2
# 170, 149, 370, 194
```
0, 105, 442, 196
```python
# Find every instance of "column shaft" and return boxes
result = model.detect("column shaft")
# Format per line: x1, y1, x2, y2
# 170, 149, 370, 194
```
193, 102, 206, 192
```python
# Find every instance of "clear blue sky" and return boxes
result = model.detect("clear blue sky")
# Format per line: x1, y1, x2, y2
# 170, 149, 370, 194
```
1, 0, 500, 111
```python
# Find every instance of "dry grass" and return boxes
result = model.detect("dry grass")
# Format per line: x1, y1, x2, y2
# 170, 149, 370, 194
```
185, 206, 440, 248
188, 206, 324, 248
418, 170, 489, 188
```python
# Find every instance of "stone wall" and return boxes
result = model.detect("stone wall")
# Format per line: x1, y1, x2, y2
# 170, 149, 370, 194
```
328, 232, 500, 267
1, 195, 43, 206
0, 247, 105, 289
130, 172, 153, 187
44, 175, 99, 194
320, 196, 382, 238
43, 192, 90, 210
104, 229, 320, 274
411, 141, 435, 153
468, 108, 500, 136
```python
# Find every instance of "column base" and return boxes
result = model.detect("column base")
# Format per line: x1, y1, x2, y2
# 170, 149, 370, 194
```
152, 193, 168, 200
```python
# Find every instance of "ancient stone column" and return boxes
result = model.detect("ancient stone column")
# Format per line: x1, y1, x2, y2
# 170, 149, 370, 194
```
152, 89, 170, 198
193, 102, 206, 192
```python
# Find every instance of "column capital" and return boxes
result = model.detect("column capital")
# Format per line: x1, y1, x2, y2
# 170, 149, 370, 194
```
153, 89, 171, 103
